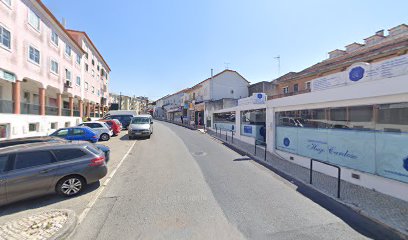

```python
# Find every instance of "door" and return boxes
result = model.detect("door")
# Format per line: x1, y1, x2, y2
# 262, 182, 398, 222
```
69, 128, 86, 141
6, 151, 59, 203
0, 155, 9, 205
90, 123, 105, 136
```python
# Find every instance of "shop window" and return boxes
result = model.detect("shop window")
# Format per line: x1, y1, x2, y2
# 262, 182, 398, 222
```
65, 122, 70, 128
0, 124, 9, 139
240, 109, 266, 141
293, 84, 299, 93
50, 122, 58, 130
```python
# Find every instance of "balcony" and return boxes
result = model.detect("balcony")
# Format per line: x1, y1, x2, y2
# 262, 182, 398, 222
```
21, 103, 40, 115
45, 106, 58, 116
268, 89, 311, 100
62, 108, 71, 116
0, 100, 13, 114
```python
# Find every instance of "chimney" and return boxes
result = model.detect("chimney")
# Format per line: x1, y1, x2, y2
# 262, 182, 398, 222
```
61, 17, 66, 28
376, 30, 384, 36
211, 68, 213, 78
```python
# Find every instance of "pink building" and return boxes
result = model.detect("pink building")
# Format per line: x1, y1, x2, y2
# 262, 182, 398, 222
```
0, 0, 111, 139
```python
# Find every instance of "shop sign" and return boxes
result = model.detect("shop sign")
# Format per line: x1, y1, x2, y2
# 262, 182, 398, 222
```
238, 93, 266, 106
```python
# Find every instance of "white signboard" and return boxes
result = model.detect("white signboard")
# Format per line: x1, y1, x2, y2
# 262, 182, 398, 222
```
238, 93, 266, 106
311, 54, 408, 92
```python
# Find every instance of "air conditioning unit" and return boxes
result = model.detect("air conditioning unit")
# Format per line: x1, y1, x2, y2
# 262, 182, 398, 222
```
65, 80, 72, 88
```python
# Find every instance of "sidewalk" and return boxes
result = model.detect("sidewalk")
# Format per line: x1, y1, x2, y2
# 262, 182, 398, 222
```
203, 128, 408, 239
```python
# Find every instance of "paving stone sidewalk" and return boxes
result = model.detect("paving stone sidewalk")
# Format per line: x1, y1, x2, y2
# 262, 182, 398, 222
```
205, 128, 408, 238
0, 209, 76, 240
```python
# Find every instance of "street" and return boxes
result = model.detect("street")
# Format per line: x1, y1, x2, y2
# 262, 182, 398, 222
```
71, 121, 374, 240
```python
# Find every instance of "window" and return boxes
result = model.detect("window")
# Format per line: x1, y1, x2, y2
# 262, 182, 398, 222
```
65, 69, 71, 81
92, 59, 95, 65
53, 149, 86, 162
97, 65, 100, 71
2, 0, 11, 7
72, 128, 85, 135
97, 90, 100, 96
76, 54, 81, 64
283, 86, 289, 94
85, 63, 88, 71
92, 69, 95, 77
54, 129, 68, 136
0, 155, 8, 173
293, 84, 299, 93
64, 122, 70, 128
50, 60, 58, 74
84, 52, 88, 59
213, 112, 235, 123
377, 103, 408, 132
51, 31, 58, 46
28, 46, 40, 64
50, 122, 57, 129
305, 81, 311, 90
0, 124, 9, 139
85, 82, 88, 90
92, 86, 95, 93
28, 9, 40, 31
76, 76, 81, 86
0, 26, 11, 49
14, 151, 54, 170
65, 44, 71, 56
28, 123, 37, 132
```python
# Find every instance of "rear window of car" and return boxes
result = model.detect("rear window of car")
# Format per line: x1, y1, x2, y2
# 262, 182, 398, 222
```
53, 149, 87, 161
86, 145, 101, 155
14, 151, 54, 170
110, 115, 133, 121
105, 121, 113, 127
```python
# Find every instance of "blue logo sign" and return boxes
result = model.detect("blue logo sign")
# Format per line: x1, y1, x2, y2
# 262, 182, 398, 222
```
257, 93, 263, 99
244, 126, 252, 134
349, 66, 365, 82
283, 137, 290, 147
403, 157, 408, 171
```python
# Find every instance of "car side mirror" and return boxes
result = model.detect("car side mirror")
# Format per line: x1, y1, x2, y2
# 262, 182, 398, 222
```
151, 121, 153, 124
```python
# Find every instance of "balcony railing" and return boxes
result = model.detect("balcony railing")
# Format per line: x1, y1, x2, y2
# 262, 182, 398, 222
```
46, 106, 58, 116
62, 108, 71, 116
21, 103, 40, 115
0, 100, 13, 114
268, 89, 311, 100
73, 110, 80, 117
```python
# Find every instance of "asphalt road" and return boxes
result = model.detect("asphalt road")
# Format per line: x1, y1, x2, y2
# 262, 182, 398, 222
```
72, 121, 382, 240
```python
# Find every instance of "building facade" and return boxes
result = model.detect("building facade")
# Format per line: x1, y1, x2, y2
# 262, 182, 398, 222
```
0, 0, 111, 139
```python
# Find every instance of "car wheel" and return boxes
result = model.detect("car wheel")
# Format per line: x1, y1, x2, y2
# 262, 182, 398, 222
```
128, 135, 133, 140
100, 133, 110, 141
56, 176, 85, 197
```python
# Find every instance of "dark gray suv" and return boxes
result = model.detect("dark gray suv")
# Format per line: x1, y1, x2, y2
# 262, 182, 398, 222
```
0, 141, 107, 206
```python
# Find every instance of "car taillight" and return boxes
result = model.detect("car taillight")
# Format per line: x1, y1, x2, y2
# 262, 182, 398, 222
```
89, 156, 105, 166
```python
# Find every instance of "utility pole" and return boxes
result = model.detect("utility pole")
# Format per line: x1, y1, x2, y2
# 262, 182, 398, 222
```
274, 55, 281, 77
119, 92, 122, 110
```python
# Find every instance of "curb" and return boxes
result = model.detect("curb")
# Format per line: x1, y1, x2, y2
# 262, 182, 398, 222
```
49, 209, 77, 240
209, 132, 408, 240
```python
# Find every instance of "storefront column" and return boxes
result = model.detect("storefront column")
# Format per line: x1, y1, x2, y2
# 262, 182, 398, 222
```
92, 104, 96, 118
97, 105, 101, 117
86, 102, 91, 118
12, 80, 21, 114
69, 97, 74, 117
39, 88, 45, 115
56, 93, 62, 116
79, 100, 84, 118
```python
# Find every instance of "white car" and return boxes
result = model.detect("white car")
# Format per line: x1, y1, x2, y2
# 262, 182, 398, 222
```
78, 121, 113, 141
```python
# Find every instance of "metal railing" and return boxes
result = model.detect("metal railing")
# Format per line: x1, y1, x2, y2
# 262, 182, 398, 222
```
268, 89, 311, 100
20, 103, 40, 115
45, 106, 58, 116
214, 125, 235, 143
0, 100, 13, 113
62, 108, 71, 116
310, 158, 341, 198
255, 139, 267, 160
73, 110, 80, 117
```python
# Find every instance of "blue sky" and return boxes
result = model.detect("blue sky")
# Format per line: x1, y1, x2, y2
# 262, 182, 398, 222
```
43, 0, 408, 100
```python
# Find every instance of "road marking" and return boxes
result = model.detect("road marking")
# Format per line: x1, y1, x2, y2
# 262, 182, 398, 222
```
77, 141, 137, 224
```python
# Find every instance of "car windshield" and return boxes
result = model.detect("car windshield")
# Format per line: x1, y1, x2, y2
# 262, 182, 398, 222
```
131, 117, 150, 124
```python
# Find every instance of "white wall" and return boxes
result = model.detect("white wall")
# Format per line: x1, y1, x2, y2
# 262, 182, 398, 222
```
0, 113, 82, 140
211, 71, 249, 100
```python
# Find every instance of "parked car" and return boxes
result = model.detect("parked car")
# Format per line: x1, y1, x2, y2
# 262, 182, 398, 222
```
50, 127, 99, 143
112, 119, 123, 130
99, 119, 121, 136
0, 141, 107, 206
128, 115, 153, 139
78, 121, 113, 141
103, 111, 137, 129
0, 136, 110, 162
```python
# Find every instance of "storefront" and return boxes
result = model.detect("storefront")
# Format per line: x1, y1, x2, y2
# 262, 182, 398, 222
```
267, 55, 408, 201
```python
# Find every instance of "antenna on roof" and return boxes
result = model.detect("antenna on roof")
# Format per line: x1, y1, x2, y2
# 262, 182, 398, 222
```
274, 55, 280, 77
224, 62, 230, 70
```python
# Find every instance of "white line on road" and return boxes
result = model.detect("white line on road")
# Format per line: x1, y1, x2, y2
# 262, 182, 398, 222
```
77, 141, 137, 224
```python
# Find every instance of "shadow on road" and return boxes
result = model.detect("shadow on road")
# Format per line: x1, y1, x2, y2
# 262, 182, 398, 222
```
0, 181, 101, 219
120, 134, 150, 141
233, 157, 252, 161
